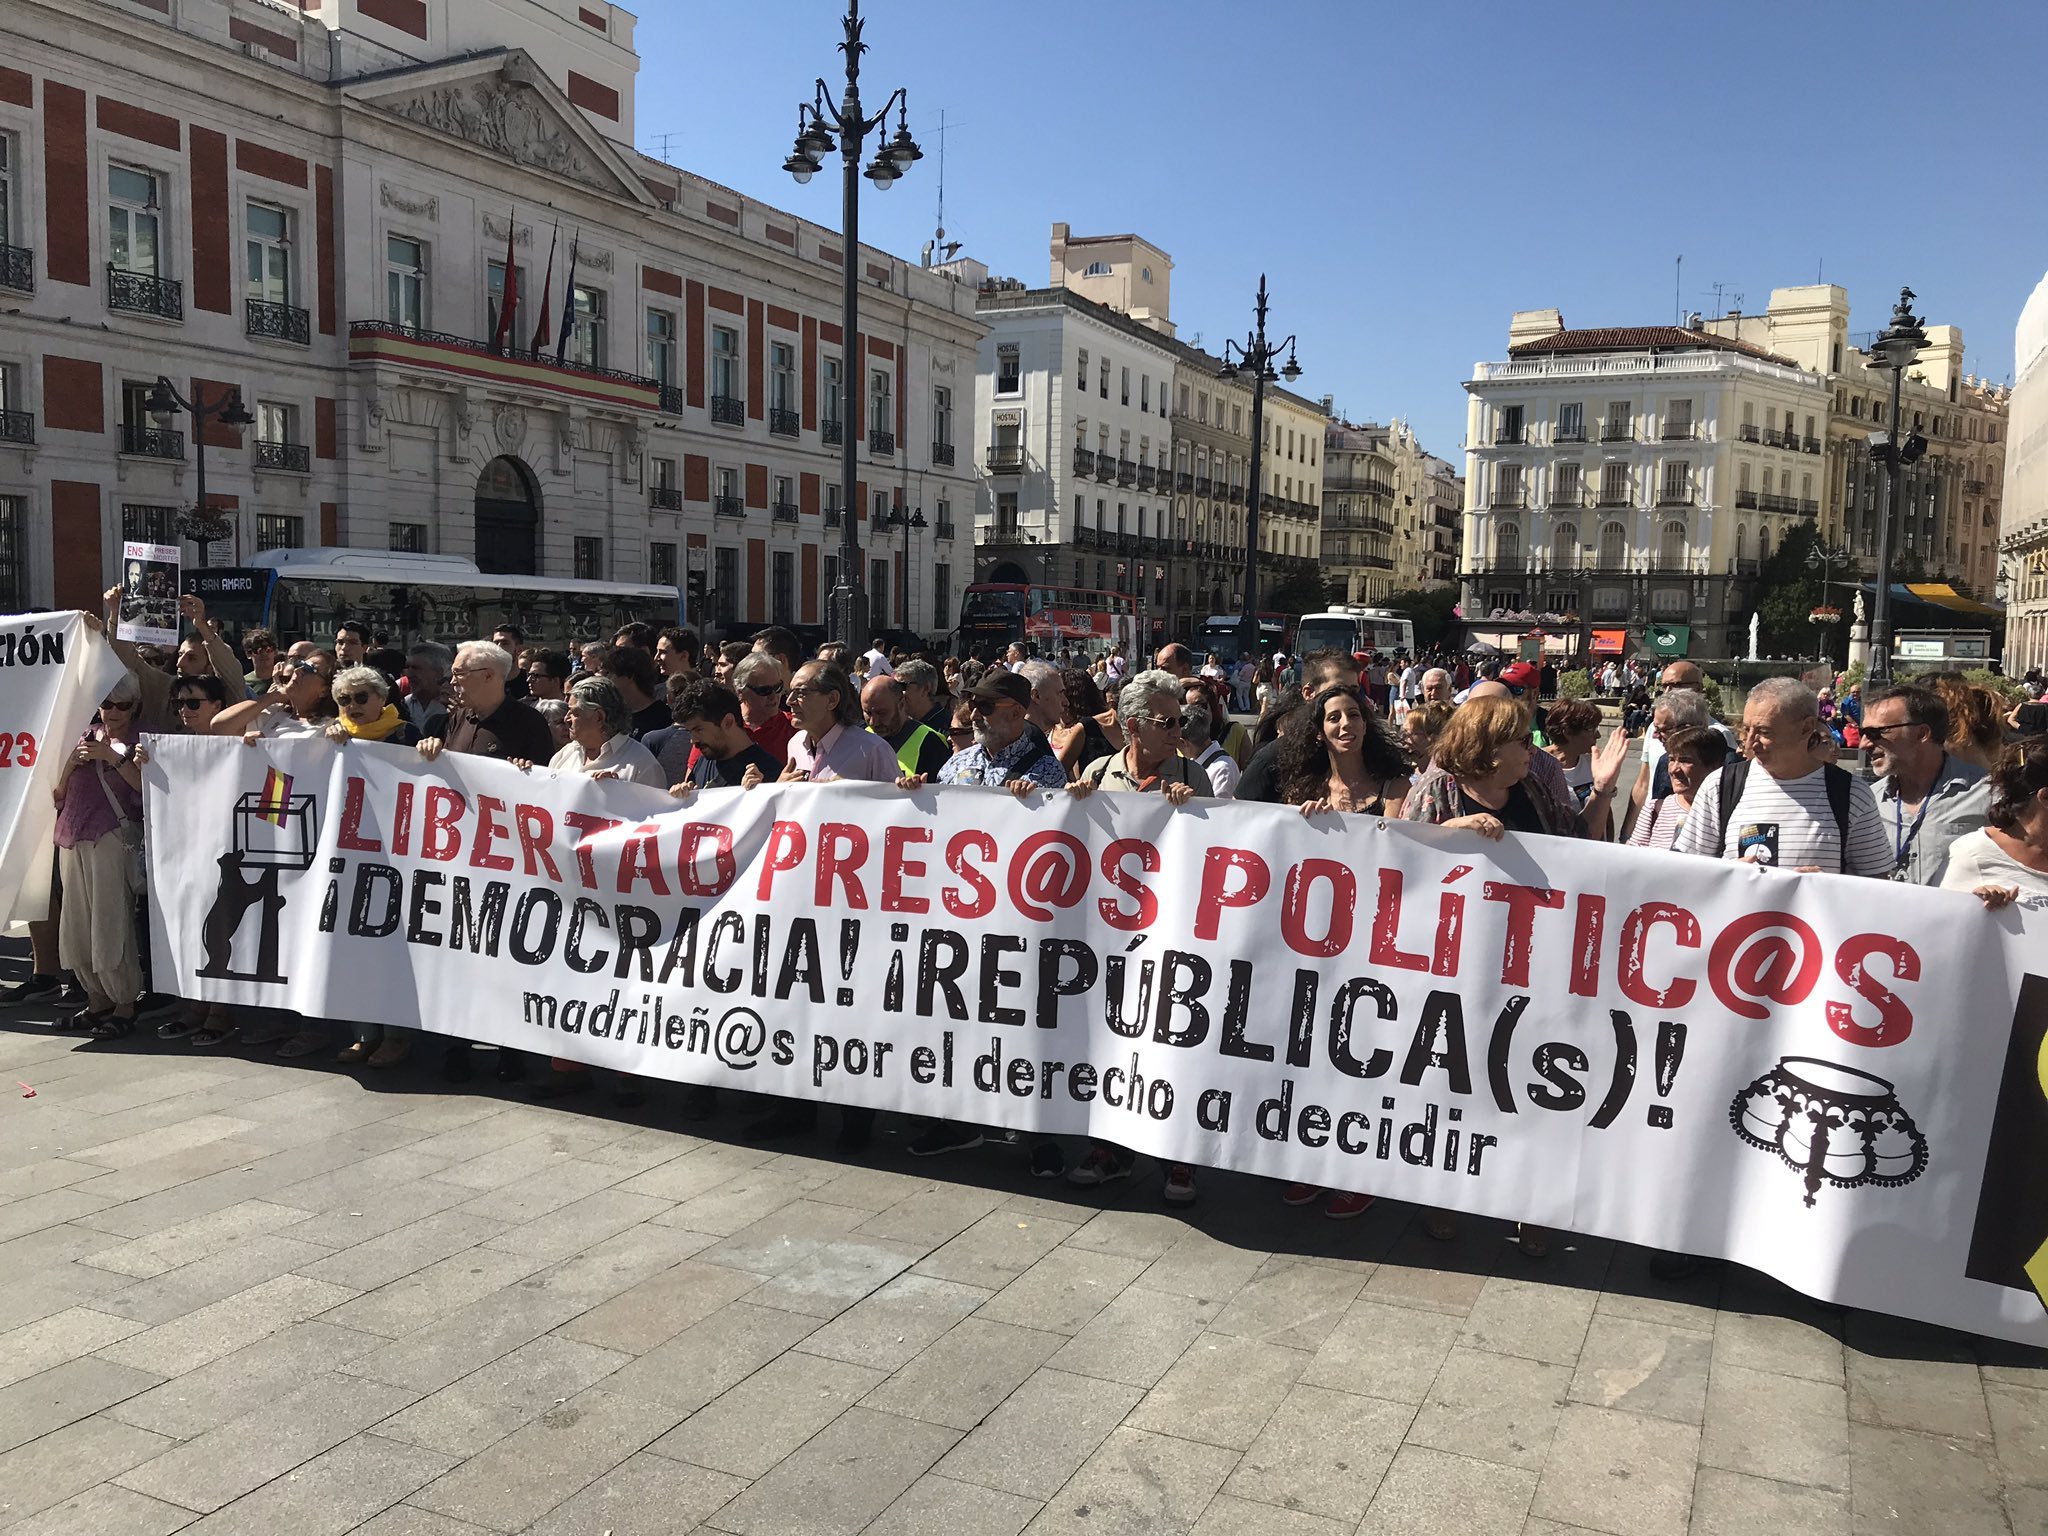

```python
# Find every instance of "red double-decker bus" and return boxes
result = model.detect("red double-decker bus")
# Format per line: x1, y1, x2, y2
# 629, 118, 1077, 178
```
957, 582, 1140, 661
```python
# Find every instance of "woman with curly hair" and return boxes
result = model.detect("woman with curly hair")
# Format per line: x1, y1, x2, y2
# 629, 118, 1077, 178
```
1941, 736, 2048, 905
1275, 682, 1411, 1220
1275, 681, 1412, 817
1926, 673, 2005, 772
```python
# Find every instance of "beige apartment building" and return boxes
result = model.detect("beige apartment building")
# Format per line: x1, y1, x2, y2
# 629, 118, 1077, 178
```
1323, 418, 1460, 603
2004, 270, 2048, 677
1706, 287, 2009, 603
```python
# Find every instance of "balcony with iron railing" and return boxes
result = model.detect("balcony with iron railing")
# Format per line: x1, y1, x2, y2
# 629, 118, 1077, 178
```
350, 321, 664, 409
1738, 423, 1761, 443
1555, 425, 1587, 443
1489, 488, 1528, 509
769, 406, 800, 438
1600, 420, 1633, 442
246, 297, 309, 346
1175, 471, 1194, 494
931, 440, 955, 466
710, 394, 745, 426
1757, 491, 1802, 514
650, 485, 683, 510
0, 243, 33, 293
1656, 486, 1695, 507
108, 267, 182, 320
1494, 425, 1525, 445
1660, 422, 1696, 441
1194, 475, 1212, 498
825, 506, 842, 529
1136, 465, 1156, 491
772, 501, 799, 524
1116, 458, 1137, 486
1802, 436, 1822, 453
869, 428, 895, 456
253, 439, 309, 473
988, 443, 1024, 473
1093, 455, 1116, 483
120, 423, 184, 459
821, 418, 842, 446
659, 384, 687, 414
1966, 478, 1990, 494
1071, 447, 1094, 476
0, 410, 35, 445
936, 518, 956, 541
714, 493, 744, 518
1596, 486, 1634, 507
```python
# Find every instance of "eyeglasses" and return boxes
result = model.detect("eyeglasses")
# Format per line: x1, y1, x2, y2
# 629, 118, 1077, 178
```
173, 697, 207, 711
336, 690, 378, 708
1138, 714, 1181, 731
1857, 722, 1918, 745
289, 660, 328, 678
785, 685, 821, 701
745, 683, 784, 697
100, 700, 134, 712
948, 727, 974, 740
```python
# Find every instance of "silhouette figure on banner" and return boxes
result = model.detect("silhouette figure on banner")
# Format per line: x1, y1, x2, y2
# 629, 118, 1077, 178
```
197, 767, 318, 986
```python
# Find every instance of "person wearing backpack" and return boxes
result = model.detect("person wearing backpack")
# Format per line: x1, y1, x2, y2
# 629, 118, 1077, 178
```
1671, 677, 1891, 876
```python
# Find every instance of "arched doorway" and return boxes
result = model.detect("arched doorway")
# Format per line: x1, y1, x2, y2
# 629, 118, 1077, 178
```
987, 560, 1031, 585
475, 456, 539, 574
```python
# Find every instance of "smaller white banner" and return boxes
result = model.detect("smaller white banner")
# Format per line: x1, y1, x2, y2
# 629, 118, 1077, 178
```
117, 541, 181, 647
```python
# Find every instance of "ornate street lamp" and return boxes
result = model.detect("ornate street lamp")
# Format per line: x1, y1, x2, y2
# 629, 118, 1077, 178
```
782, 0, 921, 648
1864, 288, 1930, 686
146, 376, 254, 564
1217, 278, 1301, 661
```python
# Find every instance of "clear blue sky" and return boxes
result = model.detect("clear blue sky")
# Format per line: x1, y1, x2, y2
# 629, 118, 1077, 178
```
633, 0, 2048, 461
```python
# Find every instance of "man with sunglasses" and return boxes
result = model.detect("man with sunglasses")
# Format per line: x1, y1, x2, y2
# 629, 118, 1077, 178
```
905, 671, 1066, 793
1862, 686, 1990, 885
731, 650, 795, 765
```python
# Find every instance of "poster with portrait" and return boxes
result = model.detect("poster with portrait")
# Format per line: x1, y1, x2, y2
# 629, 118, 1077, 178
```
116, 540, 182, 647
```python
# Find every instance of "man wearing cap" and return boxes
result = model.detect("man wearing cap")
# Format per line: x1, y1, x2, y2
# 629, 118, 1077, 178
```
904, 671, 1068, 793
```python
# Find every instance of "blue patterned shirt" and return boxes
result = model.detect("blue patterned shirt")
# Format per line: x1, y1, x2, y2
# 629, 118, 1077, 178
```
936, 725, 1068, 789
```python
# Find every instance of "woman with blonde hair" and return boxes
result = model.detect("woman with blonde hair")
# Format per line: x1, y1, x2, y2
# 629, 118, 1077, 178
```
1926, 673, 2005, 772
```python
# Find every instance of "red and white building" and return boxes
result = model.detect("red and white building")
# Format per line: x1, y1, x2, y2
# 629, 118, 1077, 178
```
0, 0, 983, 634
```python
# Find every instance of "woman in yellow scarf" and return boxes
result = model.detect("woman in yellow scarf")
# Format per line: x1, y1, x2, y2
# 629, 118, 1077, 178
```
323, 665, 420, 747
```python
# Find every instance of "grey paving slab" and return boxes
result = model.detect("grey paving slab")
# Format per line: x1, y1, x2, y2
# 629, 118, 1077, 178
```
405, 1386, 679, 1533
338, 1279, 586, 1395
1848, 1422, 2010, 1536
1406, 1345, 1572, 1472
1133, 1230, 1266, 1304
1460, 1273, 1600, 1367
1987, 1381, 2048, 1486
350, 1507, 496, 1536
72, 1199, 310, 1280
169, 1432, 454, 1536
867, 1473, 1042, 1536
650, 1349, 883, 1476
1712, 1302, 1845, 1385
615, 1142, 782, 1205
974, 1244, 1151, 1337
0, 1412, 176, 1529
0, 1482, 197, 1536
553, 1252, 758, 1354
524, 1450, 747, 1536
372, 1333, 634, 1457
1017, 1424, 1239, 1536
1564, 1313, 1713, 1425
1687, 1466, 1850, 1536
0, 1355, 163, 1455
853, 1183, 1006, 1249
805, 1165, 945, 1213
2006, 1485, 2048, 1536
1699, 1361, 1850, 1490
1045, 1284, 1217, 1389
1205, 1258, 1366, 1352
796, 1272, 993, 1373
1528, 1402, 1699, 1536
1125, 1330, 1311, 1451
1301, 1296, 1463, 1405
1188, 1493, 1348, 1536
1356, 1229, 1495, 1316
1057, 1207, 1187, 1261
747, 1235, 926, 1319
706, 1404, 961, 1536
106, 1317, 386, 1440
603, 1299, 825, 1416
296, 1210, 511, 1292
473, 1186, 673, 1260
861, 1316, 1067, 1431
0, 1189, 112, 1246
694, 1198, 872, 1276
92, 1271, 357, 1376
1847, 1346, 1995, 1441
92, 1232, 342, 1326
448, 1154, 631, 1226
0, 1158, 99, 1203
934, 1366, 1144, 1498
0, 1305, 144, 1389
1219, 1379, 1412, 1524
322, 1243, 553, 1338
66, 1114, 262, 1172
113, 1368, 420, 1514
912, 1209, 1084, 1291
1356, 1444, 1537, 1536
276, 1177, 479, 1250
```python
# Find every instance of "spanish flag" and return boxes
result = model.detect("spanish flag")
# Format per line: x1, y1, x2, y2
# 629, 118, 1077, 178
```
257, 767, 293, 826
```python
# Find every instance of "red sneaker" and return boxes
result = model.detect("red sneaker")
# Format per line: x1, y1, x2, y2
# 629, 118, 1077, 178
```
1281, 1183, 1322, 1207
1324, 1190, 1376, 1220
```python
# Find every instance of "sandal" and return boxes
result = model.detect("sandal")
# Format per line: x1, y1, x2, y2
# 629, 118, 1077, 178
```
85, 1014, 136, 1040
157, 1012, 206, 1041
1516, 1223, 1551, 1259
189, 1025, 238, 1048
275, 1031, 330, 1059
53, 1007, 106, 1034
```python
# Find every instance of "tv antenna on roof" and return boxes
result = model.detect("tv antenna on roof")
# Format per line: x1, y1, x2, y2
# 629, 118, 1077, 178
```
921, 109, 965, 267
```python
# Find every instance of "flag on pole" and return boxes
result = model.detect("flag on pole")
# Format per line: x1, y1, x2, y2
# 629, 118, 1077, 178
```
489, 208, 519, 354
529, 222, 559, 355
553, 233, 581, 366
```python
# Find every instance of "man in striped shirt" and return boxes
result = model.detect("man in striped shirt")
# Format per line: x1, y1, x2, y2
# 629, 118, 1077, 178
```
1671, 678, 1891, 876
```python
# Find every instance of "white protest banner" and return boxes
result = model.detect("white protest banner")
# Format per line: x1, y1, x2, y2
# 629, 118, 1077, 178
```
142, 732, 2048, 1345
116, 541, 181, 647
0, 613, 130, 923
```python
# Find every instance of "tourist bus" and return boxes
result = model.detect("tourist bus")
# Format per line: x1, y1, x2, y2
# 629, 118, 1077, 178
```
956, 581, 1139, 661
1294, 606, 1416, 659
182, 548, 679, 650
1196, 613, 1292, 666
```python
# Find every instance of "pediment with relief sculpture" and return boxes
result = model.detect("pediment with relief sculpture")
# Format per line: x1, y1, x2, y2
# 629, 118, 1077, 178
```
346, 50, 652, 205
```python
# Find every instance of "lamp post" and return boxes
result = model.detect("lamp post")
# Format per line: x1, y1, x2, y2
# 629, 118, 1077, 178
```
871, 500, 925, 636
1805, 535, 1852, 665
145, 376, 253, 564
1864, 288, 1930, 688
782, 0, 921, 649
1217, 275, 1300, 662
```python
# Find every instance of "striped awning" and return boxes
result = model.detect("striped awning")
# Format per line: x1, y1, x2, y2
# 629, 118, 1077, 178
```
1903, 583, 2004, 617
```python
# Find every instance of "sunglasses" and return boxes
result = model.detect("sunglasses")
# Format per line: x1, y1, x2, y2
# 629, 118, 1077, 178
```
745, 683, 784, 697
948, 726, 974, 740
336, 690, 378, 708
1138, 714, 1181, 731
1857, 723, 1918, 744
173, 697, 208, 711
100, 700, 134, 712
289, 660, 328, 678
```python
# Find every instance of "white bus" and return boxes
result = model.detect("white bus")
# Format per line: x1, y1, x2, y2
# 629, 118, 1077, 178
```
184, 549, 679, 650
1294, 606, 1416, 659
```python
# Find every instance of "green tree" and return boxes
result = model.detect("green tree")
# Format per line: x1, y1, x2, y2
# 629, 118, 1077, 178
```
1265, 567, 1344, 618
1752, 521, 1834, 659
1382, 587, 1461, 649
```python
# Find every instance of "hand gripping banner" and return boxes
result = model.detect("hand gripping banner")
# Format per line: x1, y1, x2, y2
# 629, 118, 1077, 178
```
142, 734, 2048, 1345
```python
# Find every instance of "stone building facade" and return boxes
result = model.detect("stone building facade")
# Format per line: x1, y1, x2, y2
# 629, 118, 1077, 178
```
0, 0, 983, 636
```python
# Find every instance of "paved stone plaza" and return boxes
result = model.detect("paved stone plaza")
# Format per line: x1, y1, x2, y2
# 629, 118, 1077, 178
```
1, 1012, 2043, 1536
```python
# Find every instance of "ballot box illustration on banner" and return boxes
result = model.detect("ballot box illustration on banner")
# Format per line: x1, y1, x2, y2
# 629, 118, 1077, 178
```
197, 767, 319, 985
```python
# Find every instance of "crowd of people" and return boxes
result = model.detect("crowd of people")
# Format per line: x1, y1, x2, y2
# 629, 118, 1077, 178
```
17, 589, 2048, 1261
